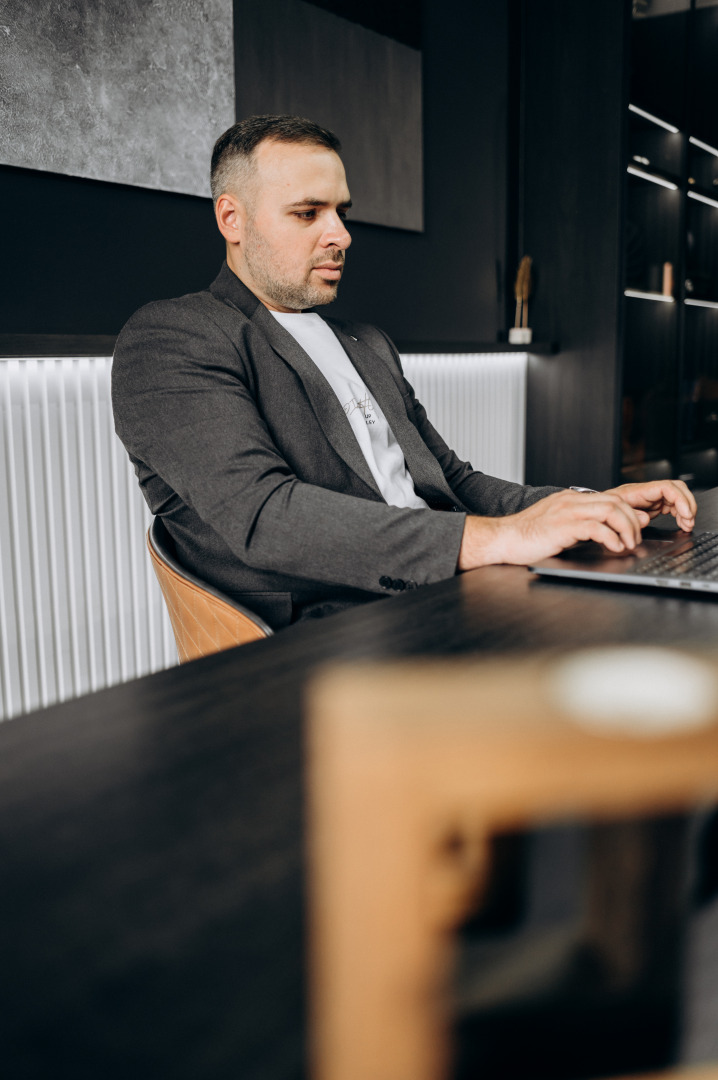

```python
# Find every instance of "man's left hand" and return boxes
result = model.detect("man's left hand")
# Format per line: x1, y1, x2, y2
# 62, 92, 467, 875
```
604, 480, 697, 533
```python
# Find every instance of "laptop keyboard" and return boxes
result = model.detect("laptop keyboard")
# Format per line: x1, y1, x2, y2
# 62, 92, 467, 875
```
633, 531, 718, 581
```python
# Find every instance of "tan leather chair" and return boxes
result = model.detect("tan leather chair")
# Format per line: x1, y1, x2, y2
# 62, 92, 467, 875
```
147, 517, 273, 663
307, 651, 718, 1080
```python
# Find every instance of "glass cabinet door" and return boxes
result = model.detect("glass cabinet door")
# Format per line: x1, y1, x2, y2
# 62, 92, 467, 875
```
623, 0, 718, 491
680, 0, 718, 489
622, 2, 687, 483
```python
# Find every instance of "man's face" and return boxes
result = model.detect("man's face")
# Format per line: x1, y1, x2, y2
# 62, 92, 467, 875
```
229, 139, 352, 312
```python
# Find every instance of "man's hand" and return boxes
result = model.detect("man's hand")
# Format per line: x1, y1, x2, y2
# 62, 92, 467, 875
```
603, 479, 696, 533
457, 480, 696, 572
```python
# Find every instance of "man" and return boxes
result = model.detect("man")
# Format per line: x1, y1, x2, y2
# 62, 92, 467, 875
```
112, 115, 696, 630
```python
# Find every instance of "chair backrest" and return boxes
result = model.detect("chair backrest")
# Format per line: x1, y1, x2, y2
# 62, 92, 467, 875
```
307, 650, 718, 1080
147, 518, 273, 663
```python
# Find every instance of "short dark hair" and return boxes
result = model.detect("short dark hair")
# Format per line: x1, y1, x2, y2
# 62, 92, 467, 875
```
210, 114, 342, 204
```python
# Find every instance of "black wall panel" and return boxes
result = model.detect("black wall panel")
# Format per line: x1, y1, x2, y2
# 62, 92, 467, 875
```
0, 166, 225, 335
521, 0, 629, 489
329, 0, 510, 344
235, 0, 423, 232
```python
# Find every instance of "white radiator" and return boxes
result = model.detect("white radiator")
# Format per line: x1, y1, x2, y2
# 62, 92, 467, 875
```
0, 351, 527, 721
400, 353, 527, 484
0, 357, 177, 721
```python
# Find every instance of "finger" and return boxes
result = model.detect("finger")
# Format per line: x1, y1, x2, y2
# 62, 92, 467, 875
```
591, 495, 644, 546
659, 483, 696, 526
604, 504, 642, 549
661, 499, 694, 524
577, 490, 640, 517
580, 520, 629, 553
612, 480, 696, 522
673, 479, 698, 518
575, 498, 642, 549
603, 483, 656, 510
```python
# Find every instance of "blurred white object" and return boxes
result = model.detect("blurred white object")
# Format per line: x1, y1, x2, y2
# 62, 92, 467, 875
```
508, 327, 533, 345
548, 646, 718, 736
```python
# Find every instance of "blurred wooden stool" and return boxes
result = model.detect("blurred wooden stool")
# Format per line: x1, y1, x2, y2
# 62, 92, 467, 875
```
307, 651, 718, 1080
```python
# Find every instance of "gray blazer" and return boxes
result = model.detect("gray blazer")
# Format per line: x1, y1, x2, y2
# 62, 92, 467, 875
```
112, 263, 558, 628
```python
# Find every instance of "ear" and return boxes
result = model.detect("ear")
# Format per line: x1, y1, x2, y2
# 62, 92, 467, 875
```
215, 193, 246, 246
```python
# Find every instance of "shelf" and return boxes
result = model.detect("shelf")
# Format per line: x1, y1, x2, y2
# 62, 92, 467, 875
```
624, 290, 676, 303
689, 135, 718, 158
687, 189, 718, 210
628, 104, 680, 134
685, 298, 718, 310
394, 341, 558, 355
627, 164, 680, 190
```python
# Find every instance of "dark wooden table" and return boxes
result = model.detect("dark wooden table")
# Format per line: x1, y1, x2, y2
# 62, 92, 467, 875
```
2, 491, 718, 1079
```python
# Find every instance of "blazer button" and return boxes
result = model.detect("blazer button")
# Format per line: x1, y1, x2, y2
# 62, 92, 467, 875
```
392, 578, 406, 591
379, 575, 393, 589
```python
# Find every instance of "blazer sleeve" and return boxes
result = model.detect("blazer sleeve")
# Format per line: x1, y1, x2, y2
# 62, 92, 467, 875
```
112, 300, 468, 595
358, 325, 563, 514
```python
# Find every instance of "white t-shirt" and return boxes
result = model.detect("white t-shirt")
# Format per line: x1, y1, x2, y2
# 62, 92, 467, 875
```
271, 311, 428, 510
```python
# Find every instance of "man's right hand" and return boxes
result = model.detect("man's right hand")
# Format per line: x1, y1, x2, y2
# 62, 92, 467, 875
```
457, 488, 651, 571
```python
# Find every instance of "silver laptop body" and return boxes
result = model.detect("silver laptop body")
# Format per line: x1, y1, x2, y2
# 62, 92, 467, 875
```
529, 529, 718, 594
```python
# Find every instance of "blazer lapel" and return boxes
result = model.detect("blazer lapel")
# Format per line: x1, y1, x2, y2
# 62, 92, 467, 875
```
252, 307, 384, 498
331, 326, 463, 507
210, 263, 382, 495
210, 261, 460, 506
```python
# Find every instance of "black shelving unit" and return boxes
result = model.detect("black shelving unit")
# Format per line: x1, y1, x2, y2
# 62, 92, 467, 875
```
622, 0, 718, 491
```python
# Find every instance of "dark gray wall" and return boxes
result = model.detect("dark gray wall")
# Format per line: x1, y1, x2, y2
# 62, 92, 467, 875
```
0, 0, 511, 348
0, 166, 225, 335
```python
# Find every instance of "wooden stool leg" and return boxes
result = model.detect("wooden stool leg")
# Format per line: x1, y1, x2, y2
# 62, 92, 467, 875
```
309, 702, 490, 1080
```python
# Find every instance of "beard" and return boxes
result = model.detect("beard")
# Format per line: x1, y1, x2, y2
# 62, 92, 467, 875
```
242, 219, 344, 311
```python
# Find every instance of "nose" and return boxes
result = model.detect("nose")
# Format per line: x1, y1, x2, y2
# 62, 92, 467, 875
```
323, 212, 351, 251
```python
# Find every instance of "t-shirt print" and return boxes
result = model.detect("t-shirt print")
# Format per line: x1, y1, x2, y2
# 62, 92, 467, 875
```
268, 308, 428, 509
343, 393, 376, 425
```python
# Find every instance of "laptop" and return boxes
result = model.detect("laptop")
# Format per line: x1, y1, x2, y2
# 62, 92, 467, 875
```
529, 526, 718, 594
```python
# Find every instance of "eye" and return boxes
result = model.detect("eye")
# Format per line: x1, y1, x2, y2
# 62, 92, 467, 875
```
294, 209, 316, 221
